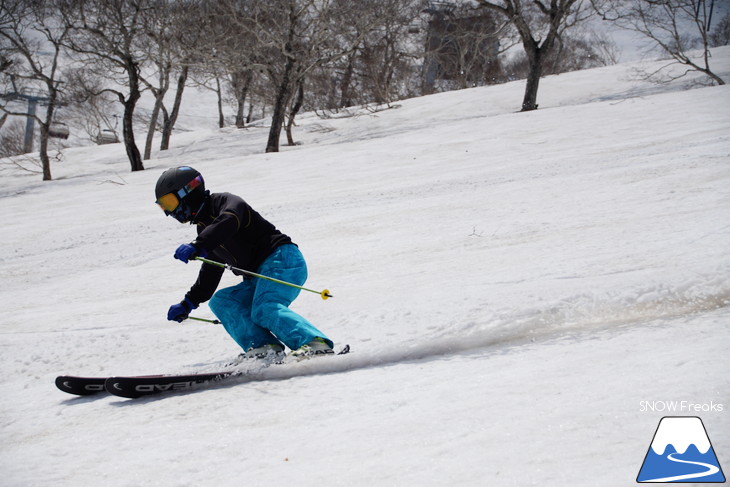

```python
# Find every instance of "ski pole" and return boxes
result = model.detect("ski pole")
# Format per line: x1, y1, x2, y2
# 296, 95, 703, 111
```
193, 256, 333, 300
186, 316, 221, 324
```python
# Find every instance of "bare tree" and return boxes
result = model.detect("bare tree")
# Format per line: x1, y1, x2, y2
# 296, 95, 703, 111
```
587, 29, 621, 65
423, 3, 510, 93
63, 67, 120, 142
137, 2, 200, 159
354, 0, 425, 104
159, 64, 188, 150
139, 4, 173, 160
217, 0, 384, 153
594, 0, 725, 85
59, 0, 155, 172
284, 77, 304, 145
215, 30, 257, 129
158, 3, 217, 151
187, 65, 227, 128
299, 0, 425, 112
230, 69, 254, 128
183, 1, 256, 130
1, 0, 69, 180
251, 0, 333, 152
304, 0, 418, 111
710, 13, 730, 47
476, 0, 595, 111
0, 119, 24, 158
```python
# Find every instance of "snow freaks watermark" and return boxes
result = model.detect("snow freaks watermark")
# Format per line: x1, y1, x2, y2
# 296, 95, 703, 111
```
636, 417, 726, 483
639, 400, 724, 413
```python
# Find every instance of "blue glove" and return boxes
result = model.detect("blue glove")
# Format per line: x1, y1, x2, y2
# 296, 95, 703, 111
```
167, 298, 198, 323
174, 242, 208, 263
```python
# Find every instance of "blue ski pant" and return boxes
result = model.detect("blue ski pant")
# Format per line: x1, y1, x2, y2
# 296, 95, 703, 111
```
208, 244, 331, 351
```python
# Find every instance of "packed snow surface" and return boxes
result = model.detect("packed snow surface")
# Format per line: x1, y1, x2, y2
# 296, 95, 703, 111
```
1, 48, 729, 486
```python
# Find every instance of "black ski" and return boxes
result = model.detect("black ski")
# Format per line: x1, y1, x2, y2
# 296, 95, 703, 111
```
105, 371, 235, 399
55, 376, 108, 396
57, 344, 351, 399
55, 373, 229, 398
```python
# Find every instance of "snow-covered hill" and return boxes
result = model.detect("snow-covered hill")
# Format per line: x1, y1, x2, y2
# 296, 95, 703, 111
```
1, 48, 729, 487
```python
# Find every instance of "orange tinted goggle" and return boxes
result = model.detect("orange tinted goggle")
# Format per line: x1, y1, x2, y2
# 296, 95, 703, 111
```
156, 192, 180, 212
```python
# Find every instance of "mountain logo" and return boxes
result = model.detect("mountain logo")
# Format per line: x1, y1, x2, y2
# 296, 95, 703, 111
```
637, 416, 725, 483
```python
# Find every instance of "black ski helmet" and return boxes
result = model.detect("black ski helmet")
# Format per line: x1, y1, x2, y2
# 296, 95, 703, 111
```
155, 166, 207, 223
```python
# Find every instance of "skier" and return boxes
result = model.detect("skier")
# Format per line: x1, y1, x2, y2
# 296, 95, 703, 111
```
155, 166, 334, 360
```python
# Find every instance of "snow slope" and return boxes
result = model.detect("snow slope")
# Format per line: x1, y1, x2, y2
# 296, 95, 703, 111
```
1, 48, 729, 487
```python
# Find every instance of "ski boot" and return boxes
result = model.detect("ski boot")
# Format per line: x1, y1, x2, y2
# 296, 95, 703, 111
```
229, 343, 285, 366
289, 337, 334, 359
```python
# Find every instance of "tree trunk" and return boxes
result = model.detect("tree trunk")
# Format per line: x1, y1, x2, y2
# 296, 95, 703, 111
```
144, 94, 164, 160
246, 102, 254, 124
232, 70, 252, 128
40, 101, 54, 181
121, 92, 144, 171
121, 61, 144, 171
39, 123, 52, 181
266, 57, 295, 153
215, 75, 224, 128
235, 99, 246, 128
339, 50, 356, 108
286, 79, 304, 146
521, 47, 542, 111
123, 103, 143, 171
477, 0, 576, 112
161, 65, 188, 151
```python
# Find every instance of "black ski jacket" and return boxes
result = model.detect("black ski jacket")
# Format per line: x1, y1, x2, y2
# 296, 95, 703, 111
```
184, 192, 293, 305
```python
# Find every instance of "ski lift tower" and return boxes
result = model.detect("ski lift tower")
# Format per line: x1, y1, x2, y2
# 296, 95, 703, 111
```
422, 1, 457, 93
0, 76, 57, 153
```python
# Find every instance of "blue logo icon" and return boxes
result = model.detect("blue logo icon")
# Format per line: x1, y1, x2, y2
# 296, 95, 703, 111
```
637, 416, 725, 483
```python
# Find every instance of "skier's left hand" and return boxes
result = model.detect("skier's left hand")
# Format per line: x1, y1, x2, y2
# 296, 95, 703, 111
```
167, 298, 198, 322
174, 242, 207, 263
